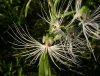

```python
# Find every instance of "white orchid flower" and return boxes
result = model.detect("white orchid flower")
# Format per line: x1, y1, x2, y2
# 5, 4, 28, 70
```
38, 0, 73, 33
70, 0, 100, 60
9, 25, 85, 69
81, 5, 100, 39
71, 0, 100, 40
68, 0, 82, 25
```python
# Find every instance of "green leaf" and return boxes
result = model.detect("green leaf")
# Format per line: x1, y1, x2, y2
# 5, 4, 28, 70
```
25, 0, 32, 17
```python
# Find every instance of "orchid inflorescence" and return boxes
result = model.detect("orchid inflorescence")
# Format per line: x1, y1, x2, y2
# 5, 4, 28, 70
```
9, 0, 100, 75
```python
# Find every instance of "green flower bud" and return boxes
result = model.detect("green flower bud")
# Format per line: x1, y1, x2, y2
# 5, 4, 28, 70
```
80, 6, 91, 19
42, 35, 53, 46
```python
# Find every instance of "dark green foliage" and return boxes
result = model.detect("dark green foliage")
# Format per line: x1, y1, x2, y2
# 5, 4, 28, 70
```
0, 0, 100, 76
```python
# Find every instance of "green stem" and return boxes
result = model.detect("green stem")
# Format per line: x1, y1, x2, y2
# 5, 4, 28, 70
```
39, 50, 51, 76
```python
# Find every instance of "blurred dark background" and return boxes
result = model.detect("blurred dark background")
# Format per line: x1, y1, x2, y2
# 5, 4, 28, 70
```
0, 0, 100, 76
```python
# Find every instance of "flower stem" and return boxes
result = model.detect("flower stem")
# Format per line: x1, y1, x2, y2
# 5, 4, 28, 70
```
39, 50, 51, 76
